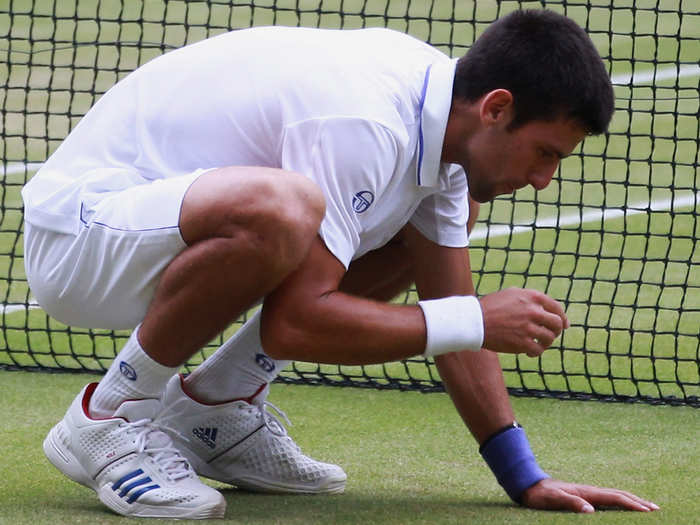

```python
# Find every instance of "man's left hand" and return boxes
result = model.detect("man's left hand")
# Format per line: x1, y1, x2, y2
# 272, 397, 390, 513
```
520, 478, 660, 513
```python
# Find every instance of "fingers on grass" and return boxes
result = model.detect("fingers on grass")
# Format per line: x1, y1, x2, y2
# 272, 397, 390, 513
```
580, 487, 659, 512
544, 489, 596, 513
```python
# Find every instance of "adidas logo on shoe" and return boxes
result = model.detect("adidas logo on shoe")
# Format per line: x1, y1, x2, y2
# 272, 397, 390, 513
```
112, 468, 161, 504
192, 427, 218, 449
43, 383, 227, 518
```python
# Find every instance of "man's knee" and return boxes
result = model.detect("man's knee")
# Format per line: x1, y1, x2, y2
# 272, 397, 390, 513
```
268, 170, 326, 251
180, 167, 325, 271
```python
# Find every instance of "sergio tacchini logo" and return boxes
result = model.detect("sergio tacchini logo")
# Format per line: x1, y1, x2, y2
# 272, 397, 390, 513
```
352, 190, 374, 213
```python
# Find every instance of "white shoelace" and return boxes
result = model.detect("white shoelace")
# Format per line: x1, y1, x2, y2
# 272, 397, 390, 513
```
119, 419, 191, 482
157, 396, 296, 450
256, 401, 305, 454
258, 400, 292, 438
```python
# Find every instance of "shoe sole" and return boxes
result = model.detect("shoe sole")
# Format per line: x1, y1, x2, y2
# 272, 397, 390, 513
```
43, 422, 226, 519
99, 486, 226, 519
179, 444, 347, 495
196, 458, 347, 494
230, 474, 347, 494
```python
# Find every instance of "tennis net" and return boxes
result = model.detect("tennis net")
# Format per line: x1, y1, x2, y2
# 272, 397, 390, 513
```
1, 0, 698, 406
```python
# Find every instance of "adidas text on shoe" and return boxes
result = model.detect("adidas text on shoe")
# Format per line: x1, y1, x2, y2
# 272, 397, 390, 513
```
157, 375, 347, 494
43, 383, 226, 519
192, 427, 218, 449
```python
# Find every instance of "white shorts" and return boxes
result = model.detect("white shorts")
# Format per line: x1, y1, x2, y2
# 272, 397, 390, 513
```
24, 169, 209, 330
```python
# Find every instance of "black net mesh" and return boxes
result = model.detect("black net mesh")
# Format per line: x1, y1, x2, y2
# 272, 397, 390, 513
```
1, 0, 698, 406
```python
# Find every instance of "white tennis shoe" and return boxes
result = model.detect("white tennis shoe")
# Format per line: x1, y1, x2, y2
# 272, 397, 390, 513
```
157, 375, 347, 494
43, 383, 226, 519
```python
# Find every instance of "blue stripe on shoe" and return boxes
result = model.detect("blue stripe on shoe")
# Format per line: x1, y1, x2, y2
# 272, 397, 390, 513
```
127, 484, 160, 504
119, 476, 153, 497
112, 469, 144, 490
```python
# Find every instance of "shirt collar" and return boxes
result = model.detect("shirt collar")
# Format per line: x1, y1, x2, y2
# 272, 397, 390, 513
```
415, 58, 457, 188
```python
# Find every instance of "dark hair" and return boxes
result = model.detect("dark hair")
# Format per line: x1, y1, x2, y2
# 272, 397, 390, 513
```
453, 9, 614, 134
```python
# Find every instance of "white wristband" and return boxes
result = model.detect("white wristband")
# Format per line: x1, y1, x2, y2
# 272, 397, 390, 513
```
418, 296, 484, 357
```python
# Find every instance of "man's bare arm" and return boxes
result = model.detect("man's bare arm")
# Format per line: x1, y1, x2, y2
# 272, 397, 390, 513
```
261, 233, 564, 365
403, 224, 658, 513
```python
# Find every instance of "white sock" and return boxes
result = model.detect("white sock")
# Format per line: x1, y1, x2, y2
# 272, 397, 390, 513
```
185, 310, 290, 403
90, 325, 180, 418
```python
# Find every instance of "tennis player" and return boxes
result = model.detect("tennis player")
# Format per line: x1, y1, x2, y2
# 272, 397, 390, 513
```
23, 10, 659, 519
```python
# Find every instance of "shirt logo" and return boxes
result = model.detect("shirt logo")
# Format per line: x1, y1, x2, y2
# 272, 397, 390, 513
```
352, 191, 374, 213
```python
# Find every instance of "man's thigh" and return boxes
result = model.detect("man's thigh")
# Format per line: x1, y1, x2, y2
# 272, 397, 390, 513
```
24, 169, 208, 330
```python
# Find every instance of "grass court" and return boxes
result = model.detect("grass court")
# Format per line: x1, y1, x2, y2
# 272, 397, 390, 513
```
0, 1, 698, 522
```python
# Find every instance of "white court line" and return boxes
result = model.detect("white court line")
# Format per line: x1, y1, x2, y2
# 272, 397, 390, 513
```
1, 162, 43, 177
611, 63, 700, 85
1, 300, 40, 315
470, 193, 698, 241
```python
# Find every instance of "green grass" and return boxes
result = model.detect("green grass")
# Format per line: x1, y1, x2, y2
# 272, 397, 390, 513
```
0, 6, 697, 524
0, 370, 698, 525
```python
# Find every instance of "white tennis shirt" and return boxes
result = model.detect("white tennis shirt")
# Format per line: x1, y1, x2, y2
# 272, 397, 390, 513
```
22, 26, 469, 269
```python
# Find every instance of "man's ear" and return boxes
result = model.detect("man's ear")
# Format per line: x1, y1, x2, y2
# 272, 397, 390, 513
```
479, 89, 514, 125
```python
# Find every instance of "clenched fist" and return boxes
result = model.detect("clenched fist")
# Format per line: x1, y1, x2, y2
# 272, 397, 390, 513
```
480, 288, 569, 357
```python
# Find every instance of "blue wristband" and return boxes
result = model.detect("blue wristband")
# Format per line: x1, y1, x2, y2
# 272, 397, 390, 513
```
479, 424, 549, 503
